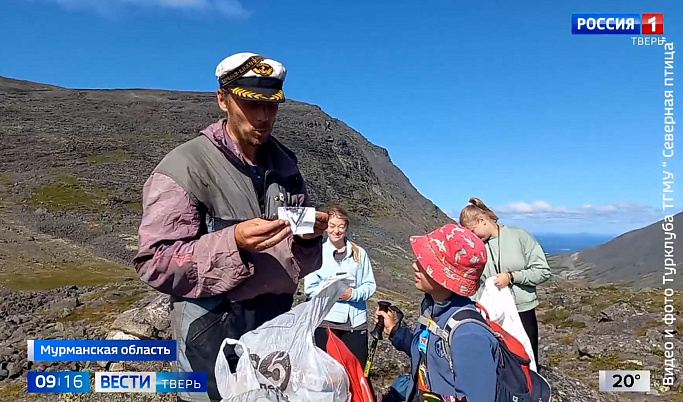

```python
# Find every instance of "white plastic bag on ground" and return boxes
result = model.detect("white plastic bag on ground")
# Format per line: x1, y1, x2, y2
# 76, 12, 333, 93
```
215, 275, 353, 402
478, 277, 537, 372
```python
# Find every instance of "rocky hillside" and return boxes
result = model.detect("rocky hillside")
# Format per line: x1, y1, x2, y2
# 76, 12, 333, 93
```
0, 75, 449, 297
548, 212, 683, 289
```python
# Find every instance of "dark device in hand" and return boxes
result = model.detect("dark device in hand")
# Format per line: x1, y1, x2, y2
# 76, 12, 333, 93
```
370, 301, 392, 340
364, 300, 393, 378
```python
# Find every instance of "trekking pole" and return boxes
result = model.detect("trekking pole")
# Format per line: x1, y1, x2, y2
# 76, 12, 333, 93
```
364, 301, 390, 377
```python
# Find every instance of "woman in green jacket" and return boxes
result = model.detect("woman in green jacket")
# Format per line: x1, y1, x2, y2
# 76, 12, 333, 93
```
459, 197, 552, 364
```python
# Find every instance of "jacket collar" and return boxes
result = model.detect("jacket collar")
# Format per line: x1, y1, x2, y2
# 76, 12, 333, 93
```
421, 293, 475, 320
323, 237, 353, 260
200, 118, 300, 176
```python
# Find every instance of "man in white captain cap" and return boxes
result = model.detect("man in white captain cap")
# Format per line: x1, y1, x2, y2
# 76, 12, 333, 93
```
134, 52, 329, 402
216, 52, 286, 103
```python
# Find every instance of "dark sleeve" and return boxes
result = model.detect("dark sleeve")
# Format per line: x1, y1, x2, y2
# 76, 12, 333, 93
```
390, 326, 414, 357
133, 173, 254, 298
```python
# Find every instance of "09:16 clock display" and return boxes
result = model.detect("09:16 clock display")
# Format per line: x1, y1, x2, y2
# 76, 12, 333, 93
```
27, 371, 90, 393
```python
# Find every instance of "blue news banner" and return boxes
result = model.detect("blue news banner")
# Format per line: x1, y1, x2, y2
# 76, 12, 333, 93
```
28, 339, 177, 361
27, 339, 207, 393
28, 371, 207, 393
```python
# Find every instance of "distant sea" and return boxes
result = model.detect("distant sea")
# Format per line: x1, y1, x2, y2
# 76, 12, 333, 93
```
532, 233, 616, 255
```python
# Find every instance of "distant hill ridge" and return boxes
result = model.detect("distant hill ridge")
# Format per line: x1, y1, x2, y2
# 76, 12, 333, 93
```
547, 212, 683, 289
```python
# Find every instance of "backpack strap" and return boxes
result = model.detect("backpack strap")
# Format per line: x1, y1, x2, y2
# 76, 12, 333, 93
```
445, 307, 489, 336
417, 305, 493, 372
417, 315, 450, 342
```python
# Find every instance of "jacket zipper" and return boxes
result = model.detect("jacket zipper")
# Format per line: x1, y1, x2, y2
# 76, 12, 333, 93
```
261, 170, 271, 217
190, 312, 230, 342
240, 162, 266, 217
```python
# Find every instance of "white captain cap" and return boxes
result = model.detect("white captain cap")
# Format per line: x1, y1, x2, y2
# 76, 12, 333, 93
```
215, 52, 286, 103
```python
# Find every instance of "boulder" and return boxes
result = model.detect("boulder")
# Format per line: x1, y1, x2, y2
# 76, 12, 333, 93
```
48, 297, 80, 318
142, 294, 171, 333
109, 362, 125, 372
6, 362, 21, 379
98, 331, 140, 368
0, 346, 14, 361
569, 314, 592, 327
599, 303, 636, 323
111, 309, 155, 339
575, 336, 610, 358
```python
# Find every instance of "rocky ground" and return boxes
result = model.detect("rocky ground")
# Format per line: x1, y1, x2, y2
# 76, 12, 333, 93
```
1, 247, 681, 402
0, 177, 172, 401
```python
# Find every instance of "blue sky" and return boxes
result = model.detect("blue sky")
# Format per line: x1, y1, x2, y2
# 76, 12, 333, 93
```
1, 0, 681, 235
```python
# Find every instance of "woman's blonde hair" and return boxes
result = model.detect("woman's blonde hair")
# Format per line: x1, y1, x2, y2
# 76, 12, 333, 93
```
327, 205, 360, 263
459, 197, 499, 225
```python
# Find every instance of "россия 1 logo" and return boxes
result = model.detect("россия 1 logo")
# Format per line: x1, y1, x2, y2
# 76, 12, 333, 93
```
572, 13, 663, 35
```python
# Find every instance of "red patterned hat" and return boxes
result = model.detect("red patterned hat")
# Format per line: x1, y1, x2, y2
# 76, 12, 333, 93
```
409, 223, 487, 297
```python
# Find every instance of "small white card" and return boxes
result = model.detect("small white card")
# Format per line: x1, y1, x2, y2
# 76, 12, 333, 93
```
278, 207, 315, 235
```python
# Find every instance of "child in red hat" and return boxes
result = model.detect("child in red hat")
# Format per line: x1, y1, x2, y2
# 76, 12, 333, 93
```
376, 223, 499, 402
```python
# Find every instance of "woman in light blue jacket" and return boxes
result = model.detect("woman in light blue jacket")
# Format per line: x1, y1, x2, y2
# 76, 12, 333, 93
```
304, 205, 377, 366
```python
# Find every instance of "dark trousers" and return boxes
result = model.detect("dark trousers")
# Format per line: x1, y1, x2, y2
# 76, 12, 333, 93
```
180, 293, 294, 402
519, 308, 539, 364
314, 326, 369, 368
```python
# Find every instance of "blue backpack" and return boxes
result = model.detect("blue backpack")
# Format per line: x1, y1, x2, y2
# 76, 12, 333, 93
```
418, 304, 552, 402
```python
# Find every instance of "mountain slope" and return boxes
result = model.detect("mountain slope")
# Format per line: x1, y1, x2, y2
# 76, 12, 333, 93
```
0, 75, 450, 295
548, 212, 683, 288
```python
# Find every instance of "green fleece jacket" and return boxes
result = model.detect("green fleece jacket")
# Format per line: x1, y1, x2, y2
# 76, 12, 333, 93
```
471, 225, 552, 312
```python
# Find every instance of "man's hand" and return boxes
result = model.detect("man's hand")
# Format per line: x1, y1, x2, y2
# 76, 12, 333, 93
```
298, 211, 329, 240
235, 218, 291, 252
339, 287, 353, 301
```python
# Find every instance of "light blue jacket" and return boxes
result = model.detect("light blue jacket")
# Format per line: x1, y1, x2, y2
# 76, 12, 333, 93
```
303, 238, 377, 328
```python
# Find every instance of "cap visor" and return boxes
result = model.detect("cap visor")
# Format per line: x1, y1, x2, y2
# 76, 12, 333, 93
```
229, 86, 285, 103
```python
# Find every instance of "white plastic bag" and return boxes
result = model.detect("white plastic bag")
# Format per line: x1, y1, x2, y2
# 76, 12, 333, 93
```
478, 277, 537, 372
215, 339, 289, 401
216, 275, 353, 402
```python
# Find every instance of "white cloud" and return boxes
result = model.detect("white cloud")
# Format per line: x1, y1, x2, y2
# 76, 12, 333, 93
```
446, 200, 668, 235
29, 0, 249, 17
495, 200, 661, 223
505, 201, 552, 213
